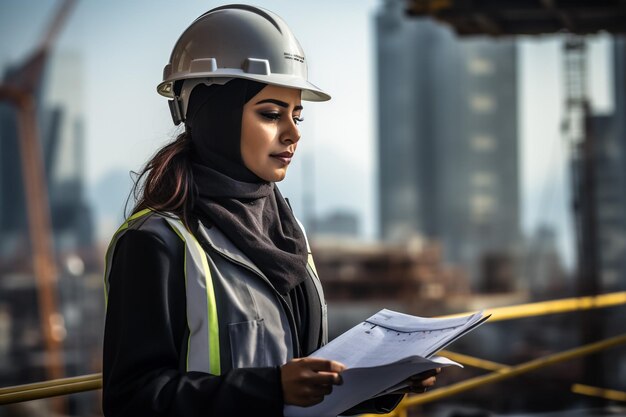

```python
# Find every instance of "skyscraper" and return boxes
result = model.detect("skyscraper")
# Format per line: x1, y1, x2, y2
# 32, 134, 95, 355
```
0, 50, 92, 259
584, 35, 626, 391
44, 51, 93, 250
583, 37, 626, 293
376, 0, 520, 288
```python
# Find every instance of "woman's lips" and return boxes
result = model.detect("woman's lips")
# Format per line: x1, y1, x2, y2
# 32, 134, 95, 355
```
270, 152, 293, 165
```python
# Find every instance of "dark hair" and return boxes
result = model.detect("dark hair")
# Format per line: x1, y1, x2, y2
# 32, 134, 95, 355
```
127, 131, 197, 229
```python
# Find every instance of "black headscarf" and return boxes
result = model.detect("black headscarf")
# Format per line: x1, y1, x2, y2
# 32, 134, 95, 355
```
185, 78, 309, 295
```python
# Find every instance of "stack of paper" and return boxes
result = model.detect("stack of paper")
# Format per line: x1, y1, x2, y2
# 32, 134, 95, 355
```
284, 309, 489, 417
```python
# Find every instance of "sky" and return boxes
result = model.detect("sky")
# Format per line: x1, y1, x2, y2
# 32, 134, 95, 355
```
0, 1, 615, 268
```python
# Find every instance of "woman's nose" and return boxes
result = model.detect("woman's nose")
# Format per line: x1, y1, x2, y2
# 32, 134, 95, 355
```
281, 121, 301, 144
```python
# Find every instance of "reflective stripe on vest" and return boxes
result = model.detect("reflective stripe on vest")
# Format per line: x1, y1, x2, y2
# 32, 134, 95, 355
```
103, 210, 221, 376
163, 216, 221, 375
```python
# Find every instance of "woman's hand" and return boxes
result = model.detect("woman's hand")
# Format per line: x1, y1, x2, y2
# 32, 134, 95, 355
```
394, 367, 441, 394
280, 357, 346, 407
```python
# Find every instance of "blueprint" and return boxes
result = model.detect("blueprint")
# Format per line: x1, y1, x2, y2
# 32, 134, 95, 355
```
284, 309, 489, 417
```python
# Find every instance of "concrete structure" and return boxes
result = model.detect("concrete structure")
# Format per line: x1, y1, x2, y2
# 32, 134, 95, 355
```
311, 238, 469, 338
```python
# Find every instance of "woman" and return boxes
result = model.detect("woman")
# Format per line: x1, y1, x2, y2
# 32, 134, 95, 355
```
102, 5, 437, 416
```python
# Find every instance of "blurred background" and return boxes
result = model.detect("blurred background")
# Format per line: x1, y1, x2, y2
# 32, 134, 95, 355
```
0, 0, 625, 416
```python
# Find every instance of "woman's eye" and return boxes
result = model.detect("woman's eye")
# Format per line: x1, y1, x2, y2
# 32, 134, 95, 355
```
261, 112, 281, 121
260, 112, 304, 125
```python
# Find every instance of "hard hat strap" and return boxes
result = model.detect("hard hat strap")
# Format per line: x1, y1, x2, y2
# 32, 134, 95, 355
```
168, 97, 184, 126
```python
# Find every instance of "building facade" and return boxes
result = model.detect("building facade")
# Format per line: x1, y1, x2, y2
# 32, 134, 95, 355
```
586, 37, 626, 390
376, 0, 520, 289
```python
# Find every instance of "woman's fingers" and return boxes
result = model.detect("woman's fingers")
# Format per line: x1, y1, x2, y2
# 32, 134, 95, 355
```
281, 358, 347, 407
411, 368, 438, 380
419, 375, 437, 387
305, 357, 347, 374
410, 367, 442, 382
298, 357, 345, 385
305, 382, 334, 397
309, 371, 343, 385
405, 367, 443, 393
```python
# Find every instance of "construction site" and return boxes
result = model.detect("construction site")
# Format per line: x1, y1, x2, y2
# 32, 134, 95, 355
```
0, 0, 626, 416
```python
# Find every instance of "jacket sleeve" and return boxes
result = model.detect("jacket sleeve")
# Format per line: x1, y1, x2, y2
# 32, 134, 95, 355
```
102, 227, 284, 417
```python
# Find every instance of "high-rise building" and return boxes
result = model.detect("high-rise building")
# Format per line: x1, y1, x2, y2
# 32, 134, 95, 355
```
616, 36, 626, 292
585, 35, 626, 392
376, 0, 520, 288
584, 37, 626, 293
0, 50, 92, 259
579, 37, 626, 391
44, 51, 93, 250
587, 114, 625, 291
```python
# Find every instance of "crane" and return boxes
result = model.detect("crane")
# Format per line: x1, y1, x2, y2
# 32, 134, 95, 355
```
0, 0, 78, 412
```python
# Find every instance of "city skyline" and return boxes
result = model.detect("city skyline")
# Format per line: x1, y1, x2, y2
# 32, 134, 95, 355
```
0, 3, 624, 413
0, 1, 615, 268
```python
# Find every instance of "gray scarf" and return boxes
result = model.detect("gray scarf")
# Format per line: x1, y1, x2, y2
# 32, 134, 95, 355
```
186, 79, 308, 294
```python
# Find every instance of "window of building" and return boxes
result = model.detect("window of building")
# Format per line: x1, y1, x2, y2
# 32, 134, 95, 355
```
470, 94, 496, 113
598, 204, 622, 221
468, 57, 494, 75
602, 269, 619, 287
470, 193, 496, 223
471, 134, 496, 152
471, 172, 496, 188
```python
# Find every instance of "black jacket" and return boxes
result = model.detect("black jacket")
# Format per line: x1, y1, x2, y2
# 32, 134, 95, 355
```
103, 217, 402, 416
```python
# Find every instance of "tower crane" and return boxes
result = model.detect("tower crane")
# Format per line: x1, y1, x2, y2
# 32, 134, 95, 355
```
0, 0, 78, 412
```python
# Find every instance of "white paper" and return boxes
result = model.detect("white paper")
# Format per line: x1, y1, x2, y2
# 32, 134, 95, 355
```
311, 309, 486, 368
283, 309, 488, 417
284, 356, 459, 417
373, 356, 461, 397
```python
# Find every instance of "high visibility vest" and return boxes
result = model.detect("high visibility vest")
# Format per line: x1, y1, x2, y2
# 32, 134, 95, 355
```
104, 209, 327, 376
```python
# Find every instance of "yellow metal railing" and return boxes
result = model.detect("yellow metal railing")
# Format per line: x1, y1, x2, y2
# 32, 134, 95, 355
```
571, 384, 626, 402
359, 291, 626, 417
435, 350, 626, 403
440, 291, 626, 321
363, 333, 626, 417
1, 291, 625, 407
406, 334, 626, 406
0, 374, 101, 405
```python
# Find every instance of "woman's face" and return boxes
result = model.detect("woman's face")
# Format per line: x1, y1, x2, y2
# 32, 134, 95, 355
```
241, 85, 303, 182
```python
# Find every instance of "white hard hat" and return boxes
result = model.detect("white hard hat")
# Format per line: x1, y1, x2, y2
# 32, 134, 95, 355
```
157, 4, 330, 125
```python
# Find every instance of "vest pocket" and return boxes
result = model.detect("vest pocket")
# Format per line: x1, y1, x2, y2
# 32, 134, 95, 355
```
228, 318, 269, 368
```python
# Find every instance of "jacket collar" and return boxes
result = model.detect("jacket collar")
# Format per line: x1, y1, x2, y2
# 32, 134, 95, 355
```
197, 220, 269, 282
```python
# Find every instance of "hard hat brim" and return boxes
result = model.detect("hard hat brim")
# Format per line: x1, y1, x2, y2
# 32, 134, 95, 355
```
158, 72, 331, 102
